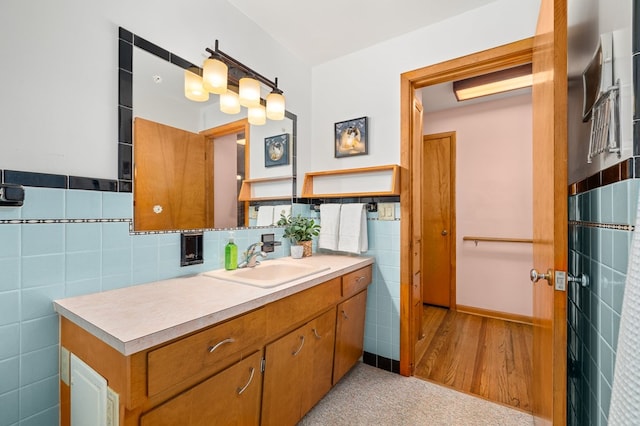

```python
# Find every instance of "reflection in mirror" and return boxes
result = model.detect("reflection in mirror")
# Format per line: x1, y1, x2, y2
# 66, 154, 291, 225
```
127, 35, 296, 232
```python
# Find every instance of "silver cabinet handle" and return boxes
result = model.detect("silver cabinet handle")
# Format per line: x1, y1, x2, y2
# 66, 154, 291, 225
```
236, 367, 255, 395
312, 328, 322, 339
530, 268, 552, 285
292, 335, 305, 356
441, 230, 448, 236
208, 337, 235, 354
355, 276, 366, 283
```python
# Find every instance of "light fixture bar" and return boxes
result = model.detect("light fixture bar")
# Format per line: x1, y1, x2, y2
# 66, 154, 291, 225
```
453, 63, 532, 101
205, 40, 280, 92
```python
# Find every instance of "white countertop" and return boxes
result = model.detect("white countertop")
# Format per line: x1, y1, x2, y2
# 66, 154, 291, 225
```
53, 254, 374, 356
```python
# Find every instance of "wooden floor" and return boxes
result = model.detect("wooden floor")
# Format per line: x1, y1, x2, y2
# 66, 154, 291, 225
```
413, 305, 533, 412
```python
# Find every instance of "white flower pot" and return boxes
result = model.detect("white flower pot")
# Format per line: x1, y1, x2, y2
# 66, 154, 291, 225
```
291, 245, 304, 259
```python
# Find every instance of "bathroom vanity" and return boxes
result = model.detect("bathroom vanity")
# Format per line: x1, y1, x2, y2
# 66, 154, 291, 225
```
54, 254, 373, 426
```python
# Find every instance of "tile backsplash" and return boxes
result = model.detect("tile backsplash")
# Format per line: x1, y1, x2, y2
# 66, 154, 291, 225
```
0, 188, 397, 425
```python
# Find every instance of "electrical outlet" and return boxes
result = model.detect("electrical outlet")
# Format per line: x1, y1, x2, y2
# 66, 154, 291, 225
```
378, 203, 395, 220
60, 346, 70, 385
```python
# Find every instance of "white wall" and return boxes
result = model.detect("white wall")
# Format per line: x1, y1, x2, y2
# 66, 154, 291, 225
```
0, 0, 311, 180
567, 0, 633, 183
424, 94, 534, 317
307, 0, 541, 181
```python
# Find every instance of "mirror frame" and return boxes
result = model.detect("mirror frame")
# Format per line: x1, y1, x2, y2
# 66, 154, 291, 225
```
117, 27, 297, 232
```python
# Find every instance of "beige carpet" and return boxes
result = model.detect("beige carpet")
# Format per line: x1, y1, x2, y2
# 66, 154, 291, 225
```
299, 363, 534, 425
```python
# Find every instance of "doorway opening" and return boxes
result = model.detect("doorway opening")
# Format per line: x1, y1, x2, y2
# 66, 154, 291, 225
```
399, 38, 535, 378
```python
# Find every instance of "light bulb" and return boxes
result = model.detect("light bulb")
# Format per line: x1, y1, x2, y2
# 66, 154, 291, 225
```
184, 70, 209, 102
266, 91, 285, 120
202, 57, 228, 94
220, 90, 241, 114
248, 104, 266, 125
239, 77, 261, 107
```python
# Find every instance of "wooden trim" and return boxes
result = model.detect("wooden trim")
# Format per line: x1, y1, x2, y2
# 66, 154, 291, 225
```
399, 38, 534, 377
462, 236, 533, 244
456, 304, 534, 326
238, 176, 293, 202
301, 164, 400, 198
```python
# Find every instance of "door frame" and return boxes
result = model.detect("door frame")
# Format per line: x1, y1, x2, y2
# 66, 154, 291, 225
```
399, 38, 534, 376
421, 132, 457, 309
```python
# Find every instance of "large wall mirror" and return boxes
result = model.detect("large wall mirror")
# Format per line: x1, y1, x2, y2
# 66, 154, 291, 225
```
118, 28, 296, 232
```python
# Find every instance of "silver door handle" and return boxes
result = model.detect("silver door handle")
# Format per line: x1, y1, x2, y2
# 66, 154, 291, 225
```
568, 273, 589, 288
530, 268, 552, 285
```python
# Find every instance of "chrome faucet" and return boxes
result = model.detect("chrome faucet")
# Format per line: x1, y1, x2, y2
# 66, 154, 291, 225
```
238, 242, 267, 268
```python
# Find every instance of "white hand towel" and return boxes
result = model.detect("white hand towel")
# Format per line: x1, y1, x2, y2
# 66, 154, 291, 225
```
338, 203, 368, 254
273, 205, 291, 224
256, 205, 275, 226
318, 204, 342, 251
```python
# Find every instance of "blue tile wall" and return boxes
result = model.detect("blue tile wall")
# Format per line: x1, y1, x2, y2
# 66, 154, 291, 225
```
307, 203, 401, 363
567, 178, 639, 426
0, 186, 292, 425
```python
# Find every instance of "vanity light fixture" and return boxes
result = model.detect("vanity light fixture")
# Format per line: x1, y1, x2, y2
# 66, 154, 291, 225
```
453, 63, 533, 101
184, 68, 209, 102
202, 53, 228, 94
183, 40, 285, 124
239, 75, 261, 107
266, 80, 285, 120
248, 104, 266, 125
220, 90, 241, 114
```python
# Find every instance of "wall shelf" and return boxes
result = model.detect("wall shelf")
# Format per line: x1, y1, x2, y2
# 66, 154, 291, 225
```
301, 164, 400, 198
238, 176, 293, 201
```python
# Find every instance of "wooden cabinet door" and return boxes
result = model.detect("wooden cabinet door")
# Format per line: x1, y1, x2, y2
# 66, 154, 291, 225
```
261, 323, 306, 426
333, 290, 368, 385
139, 351, 262, 426
262, 309, 337, 426
300, 309, 336, 415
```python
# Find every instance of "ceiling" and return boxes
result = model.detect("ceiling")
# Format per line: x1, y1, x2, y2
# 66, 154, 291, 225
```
226, 0, 530, 112
227, 0, 500, 66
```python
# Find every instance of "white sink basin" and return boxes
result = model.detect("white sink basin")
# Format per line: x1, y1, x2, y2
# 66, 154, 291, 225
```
202, 260, 330, 288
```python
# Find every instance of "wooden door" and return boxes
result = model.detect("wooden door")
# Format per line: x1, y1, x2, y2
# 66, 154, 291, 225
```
134, 118, 207, 231
531, 0, 567, 423
422, 133, 454, 308
411, 96, 424, 351
333, 290, 368, 385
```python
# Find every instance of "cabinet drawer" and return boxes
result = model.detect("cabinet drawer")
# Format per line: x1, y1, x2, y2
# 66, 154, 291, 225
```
266, 277, 341, 337
342, 265, 372, 298
147, 308, 266, 397
141, 350, 263, 426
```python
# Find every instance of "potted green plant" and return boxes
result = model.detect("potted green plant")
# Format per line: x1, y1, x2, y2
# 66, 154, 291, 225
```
277, 213, 321, 257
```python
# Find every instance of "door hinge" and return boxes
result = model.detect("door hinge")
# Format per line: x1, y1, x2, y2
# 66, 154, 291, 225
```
555, 270, 566, 291
260, 357, 266, 373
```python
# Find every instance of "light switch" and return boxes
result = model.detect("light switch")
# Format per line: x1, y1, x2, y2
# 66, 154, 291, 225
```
378, 203, 395, 220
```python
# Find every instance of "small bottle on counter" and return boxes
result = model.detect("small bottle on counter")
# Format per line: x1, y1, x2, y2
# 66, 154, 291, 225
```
224, 231, 238, 270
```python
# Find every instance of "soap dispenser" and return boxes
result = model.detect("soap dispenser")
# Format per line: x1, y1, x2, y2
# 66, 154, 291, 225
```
225, 232, 238, 270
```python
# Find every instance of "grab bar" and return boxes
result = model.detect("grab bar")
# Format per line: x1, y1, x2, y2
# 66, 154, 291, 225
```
462, 236, 533, 246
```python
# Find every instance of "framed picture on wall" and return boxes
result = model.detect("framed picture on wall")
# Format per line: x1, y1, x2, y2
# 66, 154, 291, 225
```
335, 116, 368, 158
264, 133, 290, 167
